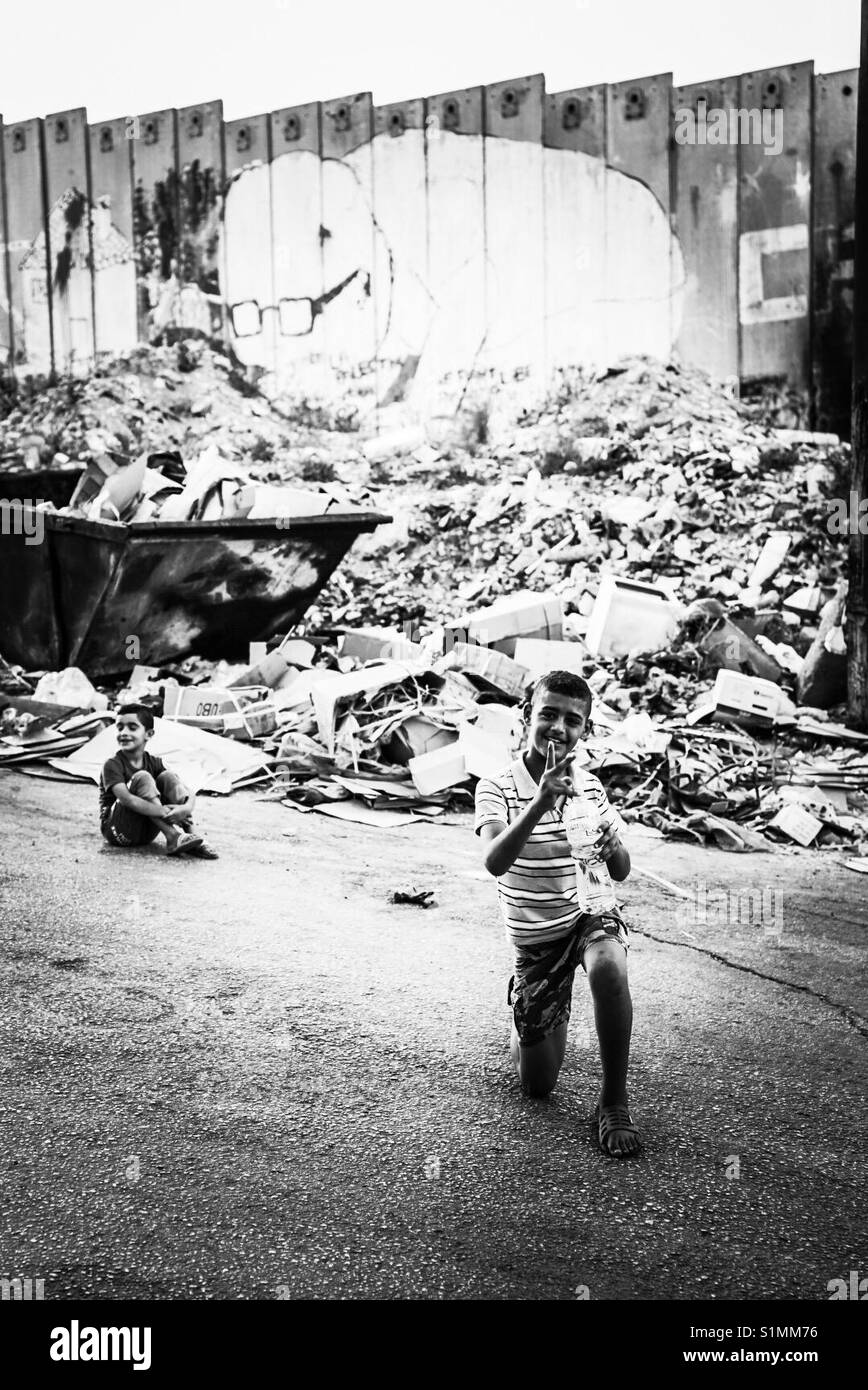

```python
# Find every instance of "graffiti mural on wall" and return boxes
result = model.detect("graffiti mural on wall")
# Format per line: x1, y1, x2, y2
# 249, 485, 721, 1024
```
10, 189, 133, 373
133, 160, 223, 341
219, 131, 684, 412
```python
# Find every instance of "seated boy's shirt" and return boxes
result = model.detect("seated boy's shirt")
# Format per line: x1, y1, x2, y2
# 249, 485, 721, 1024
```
99, 750, 167, 827
474, 757, 626, 945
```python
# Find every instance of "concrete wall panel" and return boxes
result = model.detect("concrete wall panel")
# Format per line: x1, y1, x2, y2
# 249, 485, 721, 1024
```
320, 93, 376, 374
606, 72, 672, 213
88, 116, 136, 357
483, 74, 545, 373
672, 77, 740, 381
542, 143, 608, 369
131, 108, 179, 342
2, 118, 52, 374
544, 84, 605, 157
177, 100, 224, 338
812, 68, 857, 433
222, 114, 273, 372
266, 102, 324, 386
738, 61, 813, 387
418, 86, 485, 404
371, 99, 428, 404
43, 108, 95, 374
606, 72, 675, 354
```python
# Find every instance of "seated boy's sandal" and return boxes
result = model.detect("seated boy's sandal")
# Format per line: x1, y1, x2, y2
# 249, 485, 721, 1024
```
167, 833, 203, 857
186, 840, 219, 859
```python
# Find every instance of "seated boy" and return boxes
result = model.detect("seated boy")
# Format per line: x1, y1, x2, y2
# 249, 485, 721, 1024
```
475, 670, 639, 1157
99, 705, 218, 859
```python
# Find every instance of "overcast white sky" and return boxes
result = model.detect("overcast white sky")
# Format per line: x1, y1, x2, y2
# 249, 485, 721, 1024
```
0, 0, 861, 124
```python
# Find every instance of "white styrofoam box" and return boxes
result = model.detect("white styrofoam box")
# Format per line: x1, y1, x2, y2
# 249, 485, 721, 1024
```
408, 744, 467, 795
585, 574, 680, 659
512, 637, 586, 681
712, 669, 783, 722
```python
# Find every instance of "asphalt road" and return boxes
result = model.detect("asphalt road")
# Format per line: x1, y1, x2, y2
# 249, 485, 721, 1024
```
0, 768, 866, 1301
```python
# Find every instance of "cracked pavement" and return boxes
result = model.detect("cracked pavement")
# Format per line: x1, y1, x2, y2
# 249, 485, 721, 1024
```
0, 769, 865, 1300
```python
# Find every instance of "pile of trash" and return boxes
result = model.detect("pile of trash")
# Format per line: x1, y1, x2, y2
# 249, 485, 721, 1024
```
53, 443, 356, 526
3, 576, 868, 851
2, 346, 863, 853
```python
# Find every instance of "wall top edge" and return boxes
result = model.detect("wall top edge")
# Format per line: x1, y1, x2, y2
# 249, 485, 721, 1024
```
321, 91, 372, 106
608, 71, 673, 88
45, 107, 87, 122
1, 61, 861, 131
740, 59, 815, 77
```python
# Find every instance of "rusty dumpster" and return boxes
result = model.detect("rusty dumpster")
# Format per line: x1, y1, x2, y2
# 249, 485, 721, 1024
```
0, 468, 79, 510
0, 506, 390, 676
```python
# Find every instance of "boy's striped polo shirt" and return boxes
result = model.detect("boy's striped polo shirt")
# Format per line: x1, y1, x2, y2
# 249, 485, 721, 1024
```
474, 756, 625, 945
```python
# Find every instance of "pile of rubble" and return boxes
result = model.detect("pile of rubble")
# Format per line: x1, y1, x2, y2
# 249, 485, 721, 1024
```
0, 338, 359, 483
308, 358, 848, 634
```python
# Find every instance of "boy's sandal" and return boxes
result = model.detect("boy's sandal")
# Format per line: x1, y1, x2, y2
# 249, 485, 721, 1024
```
167, 833, 203, 857
186, 840, 219, 859
594, 1103, 641, 1158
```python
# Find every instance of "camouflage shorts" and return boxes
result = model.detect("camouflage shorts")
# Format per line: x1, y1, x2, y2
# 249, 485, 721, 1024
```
508, 911, 629, 1046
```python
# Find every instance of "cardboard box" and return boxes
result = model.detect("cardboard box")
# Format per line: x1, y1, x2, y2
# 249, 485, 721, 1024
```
439, 644, 530, 701
585, 575, 680, 659
462, 590, 563, 657
162, 680, 276, 740
409, 743, 468, 795
309, 661, 421, 752
769, 804, 823, 846
385, 716, 458, 764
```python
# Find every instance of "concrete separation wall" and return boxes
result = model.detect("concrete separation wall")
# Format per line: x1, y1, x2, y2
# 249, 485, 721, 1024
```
0, 63, 858, 434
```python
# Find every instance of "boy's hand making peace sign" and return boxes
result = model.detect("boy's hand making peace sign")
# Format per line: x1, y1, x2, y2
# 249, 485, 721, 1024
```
535, 740, 576, 810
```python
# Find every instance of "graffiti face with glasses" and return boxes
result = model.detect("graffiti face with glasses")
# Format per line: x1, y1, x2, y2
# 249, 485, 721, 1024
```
229, 268, 362, 340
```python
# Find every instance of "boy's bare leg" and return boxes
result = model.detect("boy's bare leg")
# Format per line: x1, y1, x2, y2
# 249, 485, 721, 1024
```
510, 1020, 569, 1098
584, 937, 639, 1155
127, 771, 182, 848
155, 771, 217, 856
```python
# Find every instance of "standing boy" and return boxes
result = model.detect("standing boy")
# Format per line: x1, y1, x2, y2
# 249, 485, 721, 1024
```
474, 671, 640, 1157
99, 705, 218, 858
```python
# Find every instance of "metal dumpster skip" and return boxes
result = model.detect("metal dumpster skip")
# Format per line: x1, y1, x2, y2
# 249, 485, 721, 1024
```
0, 468, 79, 510
0, 507, 391, 676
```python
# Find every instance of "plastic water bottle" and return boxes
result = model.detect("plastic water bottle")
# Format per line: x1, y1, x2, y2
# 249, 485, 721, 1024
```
562, 793, 603, 867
